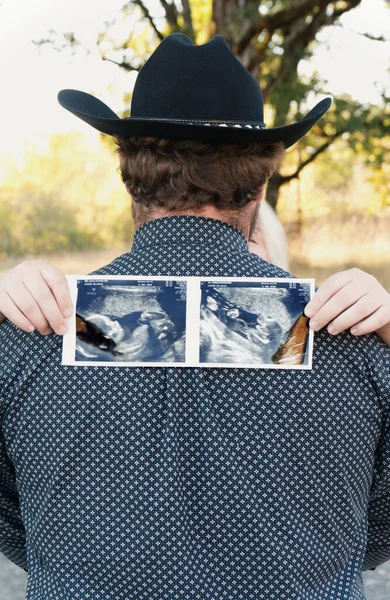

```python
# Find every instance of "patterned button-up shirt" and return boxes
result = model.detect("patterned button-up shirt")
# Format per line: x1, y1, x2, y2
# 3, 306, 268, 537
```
1, 216, 389, 600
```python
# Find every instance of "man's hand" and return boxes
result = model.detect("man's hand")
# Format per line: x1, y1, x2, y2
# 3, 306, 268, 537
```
0, 260, 73, 336
304, 268, 390, 346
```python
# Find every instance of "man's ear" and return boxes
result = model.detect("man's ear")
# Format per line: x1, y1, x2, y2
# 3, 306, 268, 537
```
253, 185, 265, 203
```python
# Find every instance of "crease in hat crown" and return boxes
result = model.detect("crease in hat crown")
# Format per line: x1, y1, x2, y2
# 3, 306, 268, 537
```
57, 32, 332, 149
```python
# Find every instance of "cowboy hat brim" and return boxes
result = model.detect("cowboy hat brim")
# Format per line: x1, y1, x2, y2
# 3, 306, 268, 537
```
58, 89, 332, 149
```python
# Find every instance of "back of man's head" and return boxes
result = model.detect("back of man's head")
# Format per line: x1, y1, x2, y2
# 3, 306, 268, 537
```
115, 136, 285, 214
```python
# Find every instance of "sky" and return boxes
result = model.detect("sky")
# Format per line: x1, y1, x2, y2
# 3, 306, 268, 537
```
0, 0, 389, 159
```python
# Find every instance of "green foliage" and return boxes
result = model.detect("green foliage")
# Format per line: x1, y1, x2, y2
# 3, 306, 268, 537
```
0, 126, 386, 258
31, 0, 389, 211
87, 0, 389, 208
311, 140, 354, 197
0, 133, 134, 259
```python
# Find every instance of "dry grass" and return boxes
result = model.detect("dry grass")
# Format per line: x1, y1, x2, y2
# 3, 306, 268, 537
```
1, 213, 389, 291
286, 213, 390, 291
0, 248, 129, 277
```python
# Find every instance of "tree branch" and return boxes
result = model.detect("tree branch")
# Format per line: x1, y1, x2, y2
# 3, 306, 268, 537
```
132, 0, 164, 40
245, 31, 273, 75
159, 0, 178, 28
358, 32, 389, 42
237, 0, 366, 55
262, 3, 329, 102
101, 55, 141, 72
237, 0, 323, 54
332, 25, 389, 42
32, 38, 55, 47
181, 0, 194, 38
330, 0, 364, 20
259, 1, 364, 103
281, 134, 342, 184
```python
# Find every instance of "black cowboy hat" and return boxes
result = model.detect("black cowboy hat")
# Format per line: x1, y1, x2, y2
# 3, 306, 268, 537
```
58, 33, 332, 148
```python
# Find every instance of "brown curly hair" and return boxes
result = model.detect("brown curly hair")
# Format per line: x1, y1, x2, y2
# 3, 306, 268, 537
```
115, 136, 285, 212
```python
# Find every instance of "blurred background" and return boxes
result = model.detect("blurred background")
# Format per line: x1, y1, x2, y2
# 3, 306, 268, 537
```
0, 0, 389, 598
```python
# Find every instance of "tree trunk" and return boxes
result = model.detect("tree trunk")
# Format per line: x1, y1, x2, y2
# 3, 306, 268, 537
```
212, 0, 236, 44
265, 173, 284, 211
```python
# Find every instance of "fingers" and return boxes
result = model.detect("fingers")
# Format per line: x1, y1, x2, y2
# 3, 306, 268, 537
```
0, 290, 36, 333
21, 270, 70, 336
4, 277, 52, 334
326, 294, 381, 335
305, 267, 390, 338
305, 271, 355, 318
21, 273, 66, 335
39, 263, 73, 319
0, 260, 73, 336
350, 305, 390, 336
308, 281, 366, 332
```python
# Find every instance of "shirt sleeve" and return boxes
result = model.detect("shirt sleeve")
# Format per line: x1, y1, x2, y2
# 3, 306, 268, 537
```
0, 433, 27, 571
0, 320, 27, 570
0, 319, 58, 572
362, 335, 390, 571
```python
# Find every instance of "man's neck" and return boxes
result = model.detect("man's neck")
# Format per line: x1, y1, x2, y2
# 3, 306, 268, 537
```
132, 203, 259, 241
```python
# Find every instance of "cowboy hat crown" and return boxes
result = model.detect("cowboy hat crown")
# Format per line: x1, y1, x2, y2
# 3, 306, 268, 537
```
58, 33, 332, 148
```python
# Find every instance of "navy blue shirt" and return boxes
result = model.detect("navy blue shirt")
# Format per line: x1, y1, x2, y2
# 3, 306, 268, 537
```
1, 216, 390, 599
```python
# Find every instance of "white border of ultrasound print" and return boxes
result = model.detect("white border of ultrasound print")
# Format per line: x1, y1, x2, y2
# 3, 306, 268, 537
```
62, 275, 315, 369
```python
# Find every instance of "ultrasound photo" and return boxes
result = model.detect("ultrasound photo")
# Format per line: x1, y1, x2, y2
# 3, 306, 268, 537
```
63, 277, 187, 365
199, 279, 313, 367
63, 276, 314, 368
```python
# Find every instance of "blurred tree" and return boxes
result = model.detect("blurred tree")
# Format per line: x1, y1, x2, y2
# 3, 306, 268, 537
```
0, 133, 134, 258
0, 131, 385, 259
347, 93, 390, 207
36, 0, 390, 209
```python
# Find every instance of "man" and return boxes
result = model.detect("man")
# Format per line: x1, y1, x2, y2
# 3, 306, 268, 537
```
1, 33, 389, 600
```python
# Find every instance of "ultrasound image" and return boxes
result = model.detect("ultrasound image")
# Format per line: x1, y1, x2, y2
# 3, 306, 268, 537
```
74, 279, 187, 363
199, 281, 311, 366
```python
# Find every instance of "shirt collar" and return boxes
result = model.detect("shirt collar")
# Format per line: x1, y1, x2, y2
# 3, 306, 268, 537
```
132, 216, 249, 253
